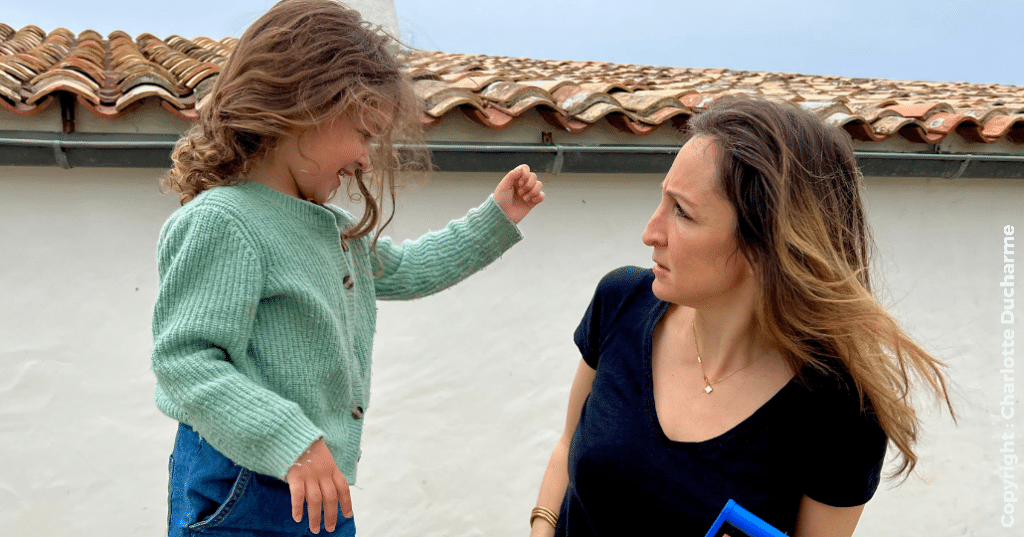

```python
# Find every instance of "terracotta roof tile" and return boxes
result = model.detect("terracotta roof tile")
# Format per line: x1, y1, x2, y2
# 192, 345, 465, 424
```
2, 25, 1024, 147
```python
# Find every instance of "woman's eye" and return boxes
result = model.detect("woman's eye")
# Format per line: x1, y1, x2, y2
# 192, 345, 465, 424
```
674, 203, 691, 220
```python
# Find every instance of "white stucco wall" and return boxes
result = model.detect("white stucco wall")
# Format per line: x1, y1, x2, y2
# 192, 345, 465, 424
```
0, 166, 1020, 536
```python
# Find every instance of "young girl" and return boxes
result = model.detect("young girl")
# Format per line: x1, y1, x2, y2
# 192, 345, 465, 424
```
151, 2, 543, 536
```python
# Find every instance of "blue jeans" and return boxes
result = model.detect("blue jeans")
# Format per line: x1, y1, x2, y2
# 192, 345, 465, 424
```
168, 423, 356, 536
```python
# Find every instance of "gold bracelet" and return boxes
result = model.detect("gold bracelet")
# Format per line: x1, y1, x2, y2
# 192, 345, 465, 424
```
530, 505, 558, 529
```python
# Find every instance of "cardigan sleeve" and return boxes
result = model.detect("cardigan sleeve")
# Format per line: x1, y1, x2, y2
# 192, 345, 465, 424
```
151, 204, 324, 480
372, 195, 523, 300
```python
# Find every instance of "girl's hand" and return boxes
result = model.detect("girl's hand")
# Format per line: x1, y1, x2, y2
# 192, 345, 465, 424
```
286, 438, 352, 534
494, 164, 545, 224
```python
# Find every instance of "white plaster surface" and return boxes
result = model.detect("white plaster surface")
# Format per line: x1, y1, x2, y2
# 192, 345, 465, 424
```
0, 167, 1019, 536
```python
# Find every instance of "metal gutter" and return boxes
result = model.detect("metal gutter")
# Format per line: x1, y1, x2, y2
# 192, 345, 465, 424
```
2, 131, 1023, 178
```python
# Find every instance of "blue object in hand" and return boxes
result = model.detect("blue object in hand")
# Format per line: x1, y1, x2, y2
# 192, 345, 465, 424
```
703, 500, 789, 537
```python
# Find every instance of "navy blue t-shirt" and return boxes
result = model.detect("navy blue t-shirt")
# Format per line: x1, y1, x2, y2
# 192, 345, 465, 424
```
556, 267, 887, 536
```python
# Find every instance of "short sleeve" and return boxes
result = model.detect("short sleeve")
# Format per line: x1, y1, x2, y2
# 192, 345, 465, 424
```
574, 266, 652, 369
803, 381, 889, 507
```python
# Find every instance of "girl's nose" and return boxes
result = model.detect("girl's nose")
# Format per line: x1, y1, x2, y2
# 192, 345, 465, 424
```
356, 151, 370, 172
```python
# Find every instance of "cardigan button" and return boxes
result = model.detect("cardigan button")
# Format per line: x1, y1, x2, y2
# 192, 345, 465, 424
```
343, 274, 354, 289
351, 406, 364, 419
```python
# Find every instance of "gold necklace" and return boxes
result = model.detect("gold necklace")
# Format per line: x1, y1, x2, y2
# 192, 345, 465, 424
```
691, 317, 762, 394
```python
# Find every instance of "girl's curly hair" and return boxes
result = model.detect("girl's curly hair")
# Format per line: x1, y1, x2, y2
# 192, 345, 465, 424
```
163, 0, 427, 246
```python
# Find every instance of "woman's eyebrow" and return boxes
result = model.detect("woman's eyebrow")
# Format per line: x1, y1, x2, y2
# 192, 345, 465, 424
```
664, 184, 697, 209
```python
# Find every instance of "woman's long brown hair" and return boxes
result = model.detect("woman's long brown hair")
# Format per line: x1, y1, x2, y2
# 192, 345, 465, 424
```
163, 0, 427, 248
690, 95, 955, 479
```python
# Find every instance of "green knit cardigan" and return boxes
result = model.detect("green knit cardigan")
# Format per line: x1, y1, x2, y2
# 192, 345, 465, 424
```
152, 181, 522, 482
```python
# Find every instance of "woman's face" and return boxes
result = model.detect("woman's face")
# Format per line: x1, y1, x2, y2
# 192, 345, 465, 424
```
642, 135, 754, 307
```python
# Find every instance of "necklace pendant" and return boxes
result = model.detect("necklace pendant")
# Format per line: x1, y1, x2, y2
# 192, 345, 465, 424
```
704, 384, 713, 394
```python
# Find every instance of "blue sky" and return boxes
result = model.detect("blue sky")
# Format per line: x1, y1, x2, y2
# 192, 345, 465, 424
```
4, 0, 1021, 86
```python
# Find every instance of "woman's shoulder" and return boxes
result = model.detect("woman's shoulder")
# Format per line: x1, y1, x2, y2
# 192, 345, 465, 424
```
794, 361, 875, 419
594, 266, 654, 297
583, 266, 659, 322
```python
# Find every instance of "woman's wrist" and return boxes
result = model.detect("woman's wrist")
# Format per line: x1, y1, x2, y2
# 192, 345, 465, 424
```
530, 505, 558, 529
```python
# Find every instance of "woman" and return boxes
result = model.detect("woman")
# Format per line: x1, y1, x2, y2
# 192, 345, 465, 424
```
529, 96, 954, 537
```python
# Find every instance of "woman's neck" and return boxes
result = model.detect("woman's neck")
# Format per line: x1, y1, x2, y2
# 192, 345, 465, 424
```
678, 281, 777, 380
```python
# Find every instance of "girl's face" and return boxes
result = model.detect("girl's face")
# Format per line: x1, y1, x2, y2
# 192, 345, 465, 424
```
641, 135, 754, 307
280, 113, 376, 205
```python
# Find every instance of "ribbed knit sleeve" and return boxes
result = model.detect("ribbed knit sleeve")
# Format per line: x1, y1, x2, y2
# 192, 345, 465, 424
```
373, 195, 522, 300
152, 203, 324, 480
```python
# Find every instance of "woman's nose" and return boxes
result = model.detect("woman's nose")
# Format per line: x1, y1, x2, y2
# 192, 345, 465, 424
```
642, 206, 665, 247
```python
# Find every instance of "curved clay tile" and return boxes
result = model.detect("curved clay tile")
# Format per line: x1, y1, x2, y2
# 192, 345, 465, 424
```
405, 67, 441, 81
575, 101, 632, 124
414, 79, 481, 112
0, 82, 18, 103
521, 79, 576, 95
897, 122, 945, 144
164, 57, 197, 78
535, 107, 593, 133
115, 83, 182, 111
830, 115, 889, 142
0, 69, 21, 92
885, 102, 955, 119
192, 75, 218, 102
0, 93, 54, 116
580, 82, 637, 94
27, 75, 100, 105
605, 113, 660, 136
423, 92, 483, 118
463, 105, 517, 130
981, 114, 1024, 140
493, 95, 560, 119
3, 25, 46, 53
613, 91, 688, 117
848, 101, 900, 122
164, 35, 201, 55
76, 97, 140, 119
115, 61, 177, 91
449, 75, 508, 92
921, 113, 985, 141
679, 93, 721, 111
480, 81, 555, 109
636, 105, 691, 126
162, 99, 198, 120
799, 101, 854, 118
31, 68, 100, 91
118, 72, 178, 97
870, 115, 920, 137
182, 64, 220, 90
53, 57, 105, 87
552, 85, 621, 116
12, 52, 50, 73
77, 29, 102, 42
0, 58, 36, 81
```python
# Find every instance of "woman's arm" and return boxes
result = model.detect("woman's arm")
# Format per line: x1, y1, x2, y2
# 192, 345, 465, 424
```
792, 495, 866, 537
531, 359, 597, 537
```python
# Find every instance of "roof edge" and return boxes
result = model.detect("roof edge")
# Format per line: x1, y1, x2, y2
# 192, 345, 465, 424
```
1, 131, 1022, 178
